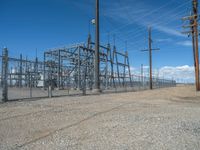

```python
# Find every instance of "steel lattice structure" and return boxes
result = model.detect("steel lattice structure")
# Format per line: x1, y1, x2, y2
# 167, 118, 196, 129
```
0, 36, 176, 102
43, 35, 133, 90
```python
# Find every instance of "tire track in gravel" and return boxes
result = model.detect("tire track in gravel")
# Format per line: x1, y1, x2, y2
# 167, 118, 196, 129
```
0, 96, 117, 122
14, 101, 136, 149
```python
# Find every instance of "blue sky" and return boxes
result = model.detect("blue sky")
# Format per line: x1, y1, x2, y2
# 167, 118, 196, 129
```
0, 0, 196, 82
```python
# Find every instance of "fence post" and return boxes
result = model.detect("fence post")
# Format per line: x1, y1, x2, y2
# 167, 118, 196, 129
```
30, 74, 32, 98
1, 48, 8, 102
48, 85, 52, 98
19, 54, 22, 88
82, 67, 86, 96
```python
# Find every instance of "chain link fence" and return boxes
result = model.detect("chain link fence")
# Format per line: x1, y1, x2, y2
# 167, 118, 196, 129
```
0, 48, 176, 102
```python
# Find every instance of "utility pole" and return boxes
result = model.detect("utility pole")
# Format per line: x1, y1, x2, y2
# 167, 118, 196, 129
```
191, 18, 198, 89
182, 0, 200, 91
141, 27, 160, 90
93, 0, 100, 93
149, 27, 153, 89
194, 0, 200, 91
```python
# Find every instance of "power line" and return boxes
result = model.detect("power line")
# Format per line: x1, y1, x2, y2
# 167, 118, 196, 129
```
114, 7, 189, 47
99, 1, 189, 53
103, 3, 190, 50
102, 0, 190, 35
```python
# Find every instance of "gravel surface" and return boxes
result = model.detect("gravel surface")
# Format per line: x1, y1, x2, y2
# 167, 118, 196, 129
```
0, 85, 200, 150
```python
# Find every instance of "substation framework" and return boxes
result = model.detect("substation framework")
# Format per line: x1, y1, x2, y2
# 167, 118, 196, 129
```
43, 35, 133, 91
1, 50, 44, 89
0, 36, 176, 102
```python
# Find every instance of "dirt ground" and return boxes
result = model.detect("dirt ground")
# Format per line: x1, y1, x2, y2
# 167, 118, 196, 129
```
0, 85, 200, 150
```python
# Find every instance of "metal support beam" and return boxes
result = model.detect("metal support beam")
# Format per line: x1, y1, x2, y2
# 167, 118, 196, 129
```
19, 54, 23, 88
43, 53, 46, 90
78, 47, 81, 90
58, 50, 61, 89
126, 51, 133, 87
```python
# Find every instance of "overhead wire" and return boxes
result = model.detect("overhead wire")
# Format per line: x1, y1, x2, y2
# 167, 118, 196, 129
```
101, 0, 190, 51
102, 0, 190, 35
113, 1, 190, 45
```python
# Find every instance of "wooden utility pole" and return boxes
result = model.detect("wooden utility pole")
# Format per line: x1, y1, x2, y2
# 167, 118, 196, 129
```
191, 19, 198, 89
141, 27, 160, 90
182, 0, 200, 91
193, 0, 200, 91
149, 27, 153, 89
93, 0, 100, 93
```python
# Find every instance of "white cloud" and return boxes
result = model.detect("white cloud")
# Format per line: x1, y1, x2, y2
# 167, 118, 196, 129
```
129, 66, 136, 72
129, 66, 149, 74
130, 65, 195, 83
176, 41, 192, 47
143, 66, 149, 69
159, 65, 195, 83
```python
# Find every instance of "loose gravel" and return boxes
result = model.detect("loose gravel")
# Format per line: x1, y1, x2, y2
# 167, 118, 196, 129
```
0, 85, 200, 150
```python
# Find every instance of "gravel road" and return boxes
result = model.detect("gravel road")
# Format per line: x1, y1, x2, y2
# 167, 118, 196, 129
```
0, 85, 200, 150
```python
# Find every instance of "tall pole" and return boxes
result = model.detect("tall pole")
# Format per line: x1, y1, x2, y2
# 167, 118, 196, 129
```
148, 27, 153, 90
141, 27, 159, 90
182, 0, 200, 91
192, 25, 198, 89
94, 0, 100, 92
193, 0, 200, 90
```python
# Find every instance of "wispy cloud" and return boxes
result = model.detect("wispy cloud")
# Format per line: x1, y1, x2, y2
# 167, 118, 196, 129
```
176, 40, 192, 47
153, 25, 184, 37
156, 38, 173, 42
104, 1, 184, 38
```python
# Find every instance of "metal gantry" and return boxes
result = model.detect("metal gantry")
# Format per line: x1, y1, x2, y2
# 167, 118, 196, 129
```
43, 36, 132, 91
0, 36, 176, 101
